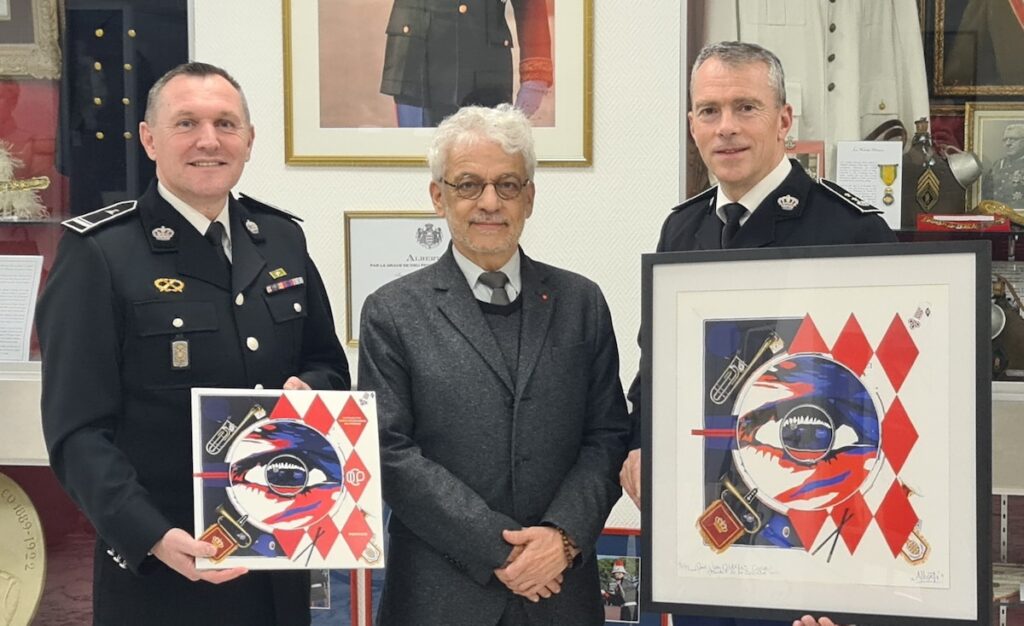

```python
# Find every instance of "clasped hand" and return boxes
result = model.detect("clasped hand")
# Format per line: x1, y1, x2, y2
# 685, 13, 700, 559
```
493, 526, 578, 603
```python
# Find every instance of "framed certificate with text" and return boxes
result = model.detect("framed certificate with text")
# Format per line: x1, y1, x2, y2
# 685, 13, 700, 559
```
344, 211, 450, 345
641, 242, 991, 625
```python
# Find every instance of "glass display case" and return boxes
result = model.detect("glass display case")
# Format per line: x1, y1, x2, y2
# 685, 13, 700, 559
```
0, 1, 186, 622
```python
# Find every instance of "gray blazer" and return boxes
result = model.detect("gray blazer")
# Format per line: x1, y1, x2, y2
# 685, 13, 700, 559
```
358, 248, 629, 626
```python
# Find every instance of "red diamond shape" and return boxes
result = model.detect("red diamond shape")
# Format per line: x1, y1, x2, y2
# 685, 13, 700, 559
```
273, 528, 305, 558
875, 314, 918, 392
881, 397, 918, 474
831, 492, 872, 554
830, 314, 874, 377
303, 394, 334, 435
341, 508, 374, 560
270, 394, 300, 420
308, 516, 340, 558
788, 509, 829, 551
344, 451, 371, 501
337, 396, 369, 444
789, 315, 830, 354
874, 481, 919, 557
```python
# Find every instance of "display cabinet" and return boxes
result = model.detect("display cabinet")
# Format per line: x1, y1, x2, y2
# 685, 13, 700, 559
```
1, 1, 187, 622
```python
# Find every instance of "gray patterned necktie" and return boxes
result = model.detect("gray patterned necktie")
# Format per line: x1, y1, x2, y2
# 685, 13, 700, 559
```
478, 271, 510, 305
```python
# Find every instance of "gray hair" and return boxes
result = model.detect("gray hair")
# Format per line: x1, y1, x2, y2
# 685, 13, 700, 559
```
690, 41, 787, 108
144, 61, 251, 125
1005, 123, 1024, 138
427, 104, 537, 181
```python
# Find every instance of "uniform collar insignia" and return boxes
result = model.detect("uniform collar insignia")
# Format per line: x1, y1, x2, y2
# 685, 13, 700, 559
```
245, 219, 260, 235
777, 195, 799, 211
151, 225, 175, 241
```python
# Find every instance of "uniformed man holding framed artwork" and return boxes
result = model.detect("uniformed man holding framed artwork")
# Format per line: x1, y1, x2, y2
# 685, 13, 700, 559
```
36, 62, 349, 626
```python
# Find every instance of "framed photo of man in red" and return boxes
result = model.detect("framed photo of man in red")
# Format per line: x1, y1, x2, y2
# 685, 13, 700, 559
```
283, 0, 592, 165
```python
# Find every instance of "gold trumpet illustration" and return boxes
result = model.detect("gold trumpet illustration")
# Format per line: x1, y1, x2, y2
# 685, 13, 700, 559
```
205, 403, 267, 455
709, 332, 784, 405
215, 504, 253, 549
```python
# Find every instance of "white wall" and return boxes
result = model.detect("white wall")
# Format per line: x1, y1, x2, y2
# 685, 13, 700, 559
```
193, 1, 684, 528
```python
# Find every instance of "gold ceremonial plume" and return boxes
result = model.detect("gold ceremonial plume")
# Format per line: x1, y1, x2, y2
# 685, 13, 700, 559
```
973, 200, 1024, 227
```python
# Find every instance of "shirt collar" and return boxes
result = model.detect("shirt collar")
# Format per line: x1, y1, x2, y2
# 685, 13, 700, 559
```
715, 156, 792, 224
157, 182, 231, 242
451, 246, 522, 303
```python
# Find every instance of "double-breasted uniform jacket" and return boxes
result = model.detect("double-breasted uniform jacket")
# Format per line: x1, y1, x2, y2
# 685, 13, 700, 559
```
358, 248, 630, 626
380, 0, 551, 115
36, 181, 350, 626
627, 162, 897, 450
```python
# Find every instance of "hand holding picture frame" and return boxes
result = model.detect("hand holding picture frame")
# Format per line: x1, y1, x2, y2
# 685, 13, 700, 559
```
641, 242, 991, 625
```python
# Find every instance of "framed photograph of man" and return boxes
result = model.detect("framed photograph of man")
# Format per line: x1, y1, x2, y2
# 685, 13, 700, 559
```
283, 0, 592, 166
641, 242, 991, 625
0, 0, 60, 79
924, 0, 1024, 97
965, 102, 1024, 210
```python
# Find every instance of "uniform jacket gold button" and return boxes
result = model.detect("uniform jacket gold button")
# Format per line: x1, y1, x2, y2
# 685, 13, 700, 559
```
254, 383, 264, 390
459, 4, 468, 13
293, 302, 302, 313
124, 63, 133, 71
172, 318, 184, 328
235, 293, 245, 306
127, 28, 137, 37
95, 131, 105, 140
402, 25, 410, 34
246, 337, 259, 351
122, 97, 131, 105
95, 28, 104, 37
93, 61, 102, 71
123, 131, 133, 140
93, 97, 103, 106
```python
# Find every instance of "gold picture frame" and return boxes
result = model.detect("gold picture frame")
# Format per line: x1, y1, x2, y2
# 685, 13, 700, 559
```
965, 102, 1024, 210
283, 0, 592, 166
0, 0, 60, 80
930, 0, 1024, 97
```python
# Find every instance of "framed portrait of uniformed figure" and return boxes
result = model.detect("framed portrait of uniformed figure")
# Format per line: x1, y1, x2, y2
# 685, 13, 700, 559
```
965, 102, 1024, 211
927, 0, 1024, 96
283, 0, 592, 165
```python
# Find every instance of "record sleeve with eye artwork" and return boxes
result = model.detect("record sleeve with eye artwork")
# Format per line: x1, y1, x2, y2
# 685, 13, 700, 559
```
191, 389, 385, 570
692, 299, 948, 588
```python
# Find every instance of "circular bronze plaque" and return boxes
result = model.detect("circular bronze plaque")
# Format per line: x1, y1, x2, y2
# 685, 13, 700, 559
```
0, 473, 46, 626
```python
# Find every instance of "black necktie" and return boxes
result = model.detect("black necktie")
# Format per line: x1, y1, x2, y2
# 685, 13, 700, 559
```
478, 271, 510, 305
204, 221, 231, 273
720, 202, 747, 248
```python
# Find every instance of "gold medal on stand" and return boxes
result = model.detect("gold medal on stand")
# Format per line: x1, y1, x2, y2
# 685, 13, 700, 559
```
0, 472, 46, 626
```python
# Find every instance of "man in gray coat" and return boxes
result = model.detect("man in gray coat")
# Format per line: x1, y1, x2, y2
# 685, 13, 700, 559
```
358, 103, 629, 625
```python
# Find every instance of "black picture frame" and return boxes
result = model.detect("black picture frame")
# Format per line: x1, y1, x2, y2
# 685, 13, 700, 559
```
641, 242, 991, 625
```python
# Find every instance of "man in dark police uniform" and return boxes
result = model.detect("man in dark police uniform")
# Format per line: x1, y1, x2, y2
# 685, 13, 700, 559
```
619, 41, 895, 626
36, 62, 349, 626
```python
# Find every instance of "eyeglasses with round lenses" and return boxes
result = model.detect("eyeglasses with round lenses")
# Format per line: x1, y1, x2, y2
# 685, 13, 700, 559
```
442, 176, 529, 200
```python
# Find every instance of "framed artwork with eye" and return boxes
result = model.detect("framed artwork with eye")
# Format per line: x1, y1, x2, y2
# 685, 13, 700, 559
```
641, 242, 991, 626
190, 388, 386, 571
